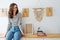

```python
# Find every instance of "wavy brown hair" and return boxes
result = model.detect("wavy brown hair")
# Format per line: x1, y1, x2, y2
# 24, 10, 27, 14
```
8, 3, 19, 18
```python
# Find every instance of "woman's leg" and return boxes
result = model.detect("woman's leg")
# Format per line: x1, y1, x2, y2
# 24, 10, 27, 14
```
6, 31, 14, 40
14, 31, 22, 40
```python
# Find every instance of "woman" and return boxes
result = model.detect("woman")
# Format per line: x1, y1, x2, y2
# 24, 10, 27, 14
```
5, 3, 24, 40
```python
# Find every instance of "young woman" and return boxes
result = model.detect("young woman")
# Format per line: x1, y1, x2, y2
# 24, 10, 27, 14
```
5, 3, 24, 40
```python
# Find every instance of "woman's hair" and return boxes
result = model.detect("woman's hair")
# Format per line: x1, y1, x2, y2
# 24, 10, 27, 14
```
8, 3, 19, 18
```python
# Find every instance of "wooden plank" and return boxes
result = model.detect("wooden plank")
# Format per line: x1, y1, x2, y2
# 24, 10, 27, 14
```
0, 34, 60, 38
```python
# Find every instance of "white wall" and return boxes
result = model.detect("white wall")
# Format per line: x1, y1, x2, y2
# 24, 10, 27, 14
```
0, 0, 60, 34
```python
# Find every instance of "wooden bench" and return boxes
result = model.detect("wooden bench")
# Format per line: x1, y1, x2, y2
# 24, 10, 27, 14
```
0, 34, 60, 38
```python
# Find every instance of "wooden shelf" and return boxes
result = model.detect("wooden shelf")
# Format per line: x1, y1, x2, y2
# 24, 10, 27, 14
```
0, 34, 60, 38
22, 34, 60, 38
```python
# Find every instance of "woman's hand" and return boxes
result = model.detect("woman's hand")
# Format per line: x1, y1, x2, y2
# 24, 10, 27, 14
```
21, 31, 25, 36
22, 33, 25, 35
5, 32, 7, 37
20, 29, 25, 36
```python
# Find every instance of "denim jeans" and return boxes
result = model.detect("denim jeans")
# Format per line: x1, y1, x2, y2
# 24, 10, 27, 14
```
6, 26, 22, 40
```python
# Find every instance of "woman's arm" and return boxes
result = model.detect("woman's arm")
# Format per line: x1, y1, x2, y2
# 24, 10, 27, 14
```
7, 18, 12, 32
6, 18, 12, 33
5, 18, 12, 37
18, 13, 24, 35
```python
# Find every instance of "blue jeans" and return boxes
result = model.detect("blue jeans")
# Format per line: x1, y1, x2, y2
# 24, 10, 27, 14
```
6, 26, 22, 40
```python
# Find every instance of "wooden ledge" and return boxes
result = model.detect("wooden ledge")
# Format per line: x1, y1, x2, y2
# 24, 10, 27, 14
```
22, 34, 60, 38
0, 34, 60, 38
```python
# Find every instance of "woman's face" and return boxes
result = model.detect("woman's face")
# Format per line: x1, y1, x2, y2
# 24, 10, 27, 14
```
13, 5, 17, 12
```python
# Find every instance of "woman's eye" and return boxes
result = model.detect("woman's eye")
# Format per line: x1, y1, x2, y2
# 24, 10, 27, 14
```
15, 7, 17, 8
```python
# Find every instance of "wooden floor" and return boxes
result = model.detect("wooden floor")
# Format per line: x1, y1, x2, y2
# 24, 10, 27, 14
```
0, 34, 60, 38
